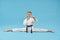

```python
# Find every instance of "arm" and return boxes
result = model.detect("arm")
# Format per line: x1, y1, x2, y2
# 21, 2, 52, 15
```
23, 19, 27, 26
32, 16, 37, 24
32, 16, 36, 22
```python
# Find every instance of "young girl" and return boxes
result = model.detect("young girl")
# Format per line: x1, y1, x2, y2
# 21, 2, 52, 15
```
23, 11, 36, 33
4, 11, 54, 33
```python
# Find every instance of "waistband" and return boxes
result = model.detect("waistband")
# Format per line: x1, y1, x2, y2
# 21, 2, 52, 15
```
26, 25, 33, 27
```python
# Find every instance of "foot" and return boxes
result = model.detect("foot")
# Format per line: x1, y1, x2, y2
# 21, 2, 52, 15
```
4, 30, 9, 32
47, 30, 55, 33
4, 30, 13, 32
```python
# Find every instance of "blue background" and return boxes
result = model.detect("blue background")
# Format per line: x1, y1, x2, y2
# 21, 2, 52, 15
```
0, 0, 60, 40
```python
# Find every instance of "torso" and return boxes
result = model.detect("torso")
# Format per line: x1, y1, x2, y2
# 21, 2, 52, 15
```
26, 17, 34, 25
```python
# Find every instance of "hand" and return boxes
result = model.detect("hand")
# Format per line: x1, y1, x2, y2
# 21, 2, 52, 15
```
32, 16, 36, 21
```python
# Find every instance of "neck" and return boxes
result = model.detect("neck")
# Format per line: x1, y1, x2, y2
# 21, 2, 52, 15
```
27, 16, 30, 20
27, 16, 30, 18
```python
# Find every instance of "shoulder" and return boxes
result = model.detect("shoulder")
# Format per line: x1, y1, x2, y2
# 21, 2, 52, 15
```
24, 17, 27, 20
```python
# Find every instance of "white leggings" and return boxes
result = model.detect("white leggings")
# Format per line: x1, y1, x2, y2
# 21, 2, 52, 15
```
12, 27, 48, 32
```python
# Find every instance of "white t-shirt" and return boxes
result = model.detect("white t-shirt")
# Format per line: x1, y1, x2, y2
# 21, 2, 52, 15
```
23, 17, 36, 25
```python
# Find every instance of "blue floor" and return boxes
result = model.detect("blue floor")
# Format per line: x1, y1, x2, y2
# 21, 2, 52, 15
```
0, 0, 60, 40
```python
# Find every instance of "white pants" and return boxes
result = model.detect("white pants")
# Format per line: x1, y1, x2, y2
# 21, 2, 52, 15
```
12, 27, 48, 32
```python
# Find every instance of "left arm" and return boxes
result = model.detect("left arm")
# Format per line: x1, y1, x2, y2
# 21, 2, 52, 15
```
32, 16, 37, 23
32, 16, 36, 22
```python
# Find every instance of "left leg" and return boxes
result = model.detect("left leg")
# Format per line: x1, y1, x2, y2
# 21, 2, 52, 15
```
40, 28, 54, 32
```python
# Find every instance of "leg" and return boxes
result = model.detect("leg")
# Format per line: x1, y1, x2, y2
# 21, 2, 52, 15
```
40, 28, 54, 33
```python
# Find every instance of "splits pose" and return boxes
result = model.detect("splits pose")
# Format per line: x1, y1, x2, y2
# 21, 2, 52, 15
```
4, 11, 54, 33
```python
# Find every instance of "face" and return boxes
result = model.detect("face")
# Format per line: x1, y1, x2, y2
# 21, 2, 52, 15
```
27, 13, 32, 17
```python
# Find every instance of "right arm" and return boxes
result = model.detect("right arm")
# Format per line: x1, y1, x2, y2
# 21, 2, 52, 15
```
23, 19, 27, 26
